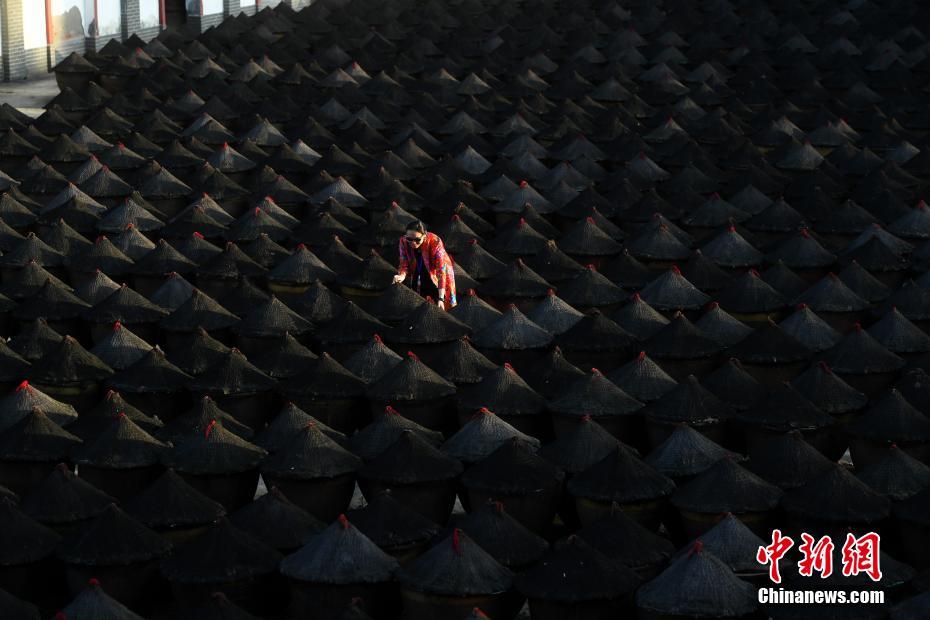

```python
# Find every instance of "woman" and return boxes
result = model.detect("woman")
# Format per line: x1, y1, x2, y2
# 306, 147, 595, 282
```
393, 221, 457, 310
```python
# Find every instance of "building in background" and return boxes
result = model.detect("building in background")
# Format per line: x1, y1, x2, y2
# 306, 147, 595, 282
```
0, 0, 314, 81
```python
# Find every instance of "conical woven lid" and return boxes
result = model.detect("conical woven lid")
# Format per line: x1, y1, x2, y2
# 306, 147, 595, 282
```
197, 242, 267, 280
894, 485, 930, 528
124, 468, 225, 529
448, 289, 503, 332
791, 361, 867, 415
868, 307, 930, 354
160, 289, 240, 333
576, 502, 675, 570
728, 320, 812, 364
462, 437, 563, 495
360, 430, 462, 483
106, 346, 192, 394
57, 503, 171, 565
84, 381, 152, 430
295, 279, 347, 326
162, 419, 265, 475
458, 363, 546, 417
282, 353, 366, 399
248, 332, 317, 380
524, 346, 585, 400
640, 268, 710, 312
366, 351, 456, 402
0, 407, 82, 462
74, 269, 121, 305
782, 464, 890, 523
317, 301, 389, 345
745, 430, 835, 491
266, 244, 336, 286
838, 260, 889, 304
442, 407, 540, 463
568, 444, 675, 504
388, 301, 472, 344
778, 304, 841, 352
230, 488, 324, 551
846, 389, 930, 442
635, 543, 758, 617
455, 500, 549, 569
516, 535, 640, 602
347, 406, 444, 461
336, 250, 395, 291
557, 217, 623, 258
230, 294, 311, 338
148, 272, 196, 312
645, 424, 737, 479
732, 383, 835, 432
339, 334, 400, 384
161, 517, 282, 584
75, 413, 167, 469
693, 304, 753, 348
55, 578, 145, 620
0, 496, 61, 564
701, 358, 766, 411
526, 289, 584, 335
454, 240, 506, 281
348, 488, 442, 551
0, 584, 39, 619
398, 529, 513, 596
519, 234, 584, 281
280, 514, 399, 584
369, 281, 427, 324
1, 262, 69, 302
794, 273, 869, 313
89, 322, 153, 371
189, 348, 276, 395
608, 351, 677, 403
675, 513, 769, 573
262, 422, 361, 479
894, 369, 930, 416
556, 309, 636, 353
681, 249, 735, 294
857, 445, 930, 501
14, 280, 91, 322
646, 312, 721, 360
21, 464, 114, 525
6, 318, 62, 363
540, 416, 622, 474
557, 264, 627, 309
431, 337, 497, 385
67, 235, 134, 273
671, 458, 783, 513
28, 335, 112, 384
175, 591, 261, 620
254, 402, 344, 454
479, 258, 552, 299
0, 380, 77, 432
649, 372, 734, 425
549, 368, 644, 418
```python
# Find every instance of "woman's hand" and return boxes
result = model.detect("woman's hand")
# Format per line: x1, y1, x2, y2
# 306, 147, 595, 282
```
392, 274, 405, 284
437, 298, 445, 310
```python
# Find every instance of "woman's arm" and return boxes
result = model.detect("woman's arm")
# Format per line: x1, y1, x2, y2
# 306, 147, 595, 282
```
396, 237, 409, 280
431, 239, 453, 305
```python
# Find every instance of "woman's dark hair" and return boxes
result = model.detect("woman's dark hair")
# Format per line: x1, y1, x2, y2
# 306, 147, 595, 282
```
405, 220, 427, 234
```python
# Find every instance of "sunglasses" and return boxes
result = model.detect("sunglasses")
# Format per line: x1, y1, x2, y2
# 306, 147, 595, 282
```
406, 235, 424, 244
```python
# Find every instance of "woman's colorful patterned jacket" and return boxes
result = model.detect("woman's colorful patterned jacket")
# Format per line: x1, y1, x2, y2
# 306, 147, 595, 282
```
397, 232, 457, 309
